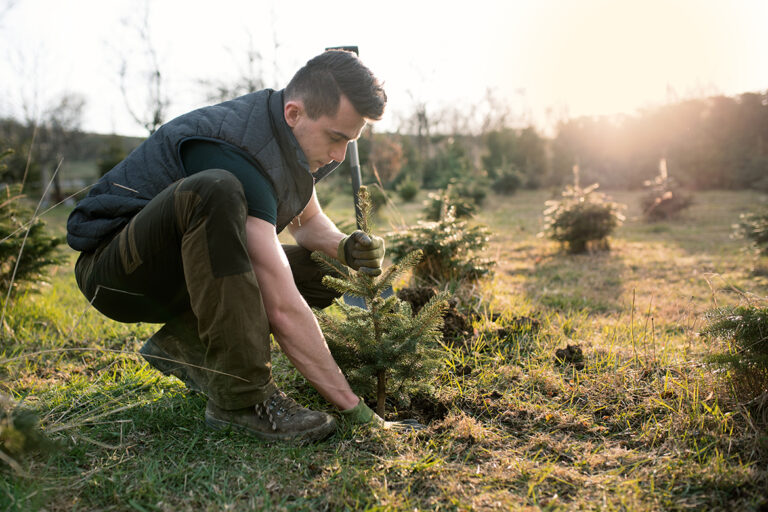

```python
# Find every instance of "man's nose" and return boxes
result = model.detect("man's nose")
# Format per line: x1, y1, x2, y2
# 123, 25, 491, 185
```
330, 141, 348, 163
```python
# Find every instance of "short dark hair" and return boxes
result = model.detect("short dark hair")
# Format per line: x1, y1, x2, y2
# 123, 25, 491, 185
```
285, 50, 387, 121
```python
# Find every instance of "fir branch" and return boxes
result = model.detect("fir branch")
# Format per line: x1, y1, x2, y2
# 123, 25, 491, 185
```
310, 251, 350, 278
377, 249, 423, 291
320, 275, 368, 297
356, 186, 373, 234
410, 292, 450, 340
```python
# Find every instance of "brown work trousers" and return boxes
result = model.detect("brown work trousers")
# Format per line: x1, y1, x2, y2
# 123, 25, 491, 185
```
74, 169, 339, 409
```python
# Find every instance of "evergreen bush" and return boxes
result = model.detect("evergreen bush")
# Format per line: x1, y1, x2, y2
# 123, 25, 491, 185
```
423, 185, 476, 221
312, 187, 447, 417
396, 177, 419, 202
542, 168, 625, 253
492, 166, 524, 195
701, 305, 768, 422
1, 394, 52, 473
452, 178, 488, 206
0, 150, 64, 295
735, 209, 768, 255
389, 201, 494, 286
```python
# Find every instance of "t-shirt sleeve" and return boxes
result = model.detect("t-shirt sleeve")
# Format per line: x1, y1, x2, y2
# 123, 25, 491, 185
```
180, 139, 277, 225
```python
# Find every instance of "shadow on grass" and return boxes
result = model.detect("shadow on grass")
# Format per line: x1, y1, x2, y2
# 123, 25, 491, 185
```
523, 248, 627, 314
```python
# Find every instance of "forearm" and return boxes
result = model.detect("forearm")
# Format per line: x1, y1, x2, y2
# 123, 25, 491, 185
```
291, 211, 345, 258
245, 216, 358, 411
268, 300, 359, 410
289, 189, 345, 258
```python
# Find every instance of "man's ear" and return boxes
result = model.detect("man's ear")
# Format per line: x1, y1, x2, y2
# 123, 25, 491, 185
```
284, 100, 304, 128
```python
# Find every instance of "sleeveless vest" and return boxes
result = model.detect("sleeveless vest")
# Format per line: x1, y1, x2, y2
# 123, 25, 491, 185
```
66, 89, 339, 252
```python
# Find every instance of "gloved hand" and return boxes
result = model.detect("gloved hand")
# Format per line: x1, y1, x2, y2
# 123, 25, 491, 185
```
337, 230, 385, 276
340, 398, 425, 432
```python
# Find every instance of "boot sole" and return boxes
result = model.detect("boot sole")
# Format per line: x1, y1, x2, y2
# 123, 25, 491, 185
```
139, 338, 203, 393
205, 409, 337, 442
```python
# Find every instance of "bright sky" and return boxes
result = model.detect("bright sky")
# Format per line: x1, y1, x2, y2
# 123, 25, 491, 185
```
1, 0, 767, 137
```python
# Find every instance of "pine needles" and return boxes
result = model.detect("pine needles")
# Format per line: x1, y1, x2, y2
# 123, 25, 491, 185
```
702, 305, 768, 423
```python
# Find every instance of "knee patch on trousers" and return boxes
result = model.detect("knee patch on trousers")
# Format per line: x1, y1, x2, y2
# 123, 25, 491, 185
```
175, 169, 252, 278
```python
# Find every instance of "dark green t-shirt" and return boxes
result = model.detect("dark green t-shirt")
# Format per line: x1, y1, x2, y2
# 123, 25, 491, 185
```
180, 139, 278, 225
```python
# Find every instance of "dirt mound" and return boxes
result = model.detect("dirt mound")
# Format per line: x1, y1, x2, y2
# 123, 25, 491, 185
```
397, 287, 471, 340
554, 344, 584, 370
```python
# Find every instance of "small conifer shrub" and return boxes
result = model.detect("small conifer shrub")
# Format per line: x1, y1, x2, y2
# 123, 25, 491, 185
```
735, 209, 768, 256
312, 187, 447, 417
423, 185, 477, 221
0, 150, 64, 295
492, 166, 524, 195
1, 394, 52, 473
541, 165, 625, 254
701, 305, 768, 422
641, 158, 692, 221
396, 177, 419, 202
389, 201, 494, 286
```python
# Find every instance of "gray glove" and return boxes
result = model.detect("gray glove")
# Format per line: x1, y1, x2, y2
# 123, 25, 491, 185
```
337, 230, 385, 276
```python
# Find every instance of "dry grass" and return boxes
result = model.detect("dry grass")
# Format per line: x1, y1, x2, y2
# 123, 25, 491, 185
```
2, 188, 768, 510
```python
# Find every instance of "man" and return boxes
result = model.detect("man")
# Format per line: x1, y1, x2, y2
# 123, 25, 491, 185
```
66, 50, 392, 441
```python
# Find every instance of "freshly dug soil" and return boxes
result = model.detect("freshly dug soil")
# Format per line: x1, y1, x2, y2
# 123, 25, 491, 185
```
397, 286, 471, 340
554, 343, 585, 370
392, 391, 451, 423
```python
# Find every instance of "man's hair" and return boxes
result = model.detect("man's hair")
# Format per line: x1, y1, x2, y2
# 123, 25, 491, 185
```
285, 50, 387, 121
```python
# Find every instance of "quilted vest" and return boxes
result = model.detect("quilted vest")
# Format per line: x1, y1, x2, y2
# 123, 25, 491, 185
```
66, 89, 339, 252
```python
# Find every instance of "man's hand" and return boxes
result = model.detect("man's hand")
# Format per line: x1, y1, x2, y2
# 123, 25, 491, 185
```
340, 398, 425, 431
337, 230, 385, 276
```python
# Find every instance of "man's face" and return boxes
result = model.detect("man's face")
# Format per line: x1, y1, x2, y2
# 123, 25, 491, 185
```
285, 94, 368, 172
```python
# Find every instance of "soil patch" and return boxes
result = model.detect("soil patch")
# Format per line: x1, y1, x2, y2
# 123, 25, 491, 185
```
554, 344, 585, 370
397, 287, 472, 340
392, 391, 451, 423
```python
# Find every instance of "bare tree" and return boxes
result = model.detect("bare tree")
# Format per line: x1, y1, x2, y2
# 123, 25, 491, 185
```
118, 1, 168, 135
200, 31, 266, 103
36, 93, 86, 203
199, 25, 283, 104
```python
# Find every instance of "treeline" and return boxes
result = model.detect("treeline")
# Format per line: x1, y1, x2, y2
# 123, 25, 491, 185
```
344, 90, 768, 194
550, 91, 768, 191
2, 90, 766, 199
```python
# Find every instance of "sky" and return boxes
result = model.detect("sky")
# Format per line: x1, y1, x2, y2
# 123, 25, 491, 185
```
1, 0, 767, 137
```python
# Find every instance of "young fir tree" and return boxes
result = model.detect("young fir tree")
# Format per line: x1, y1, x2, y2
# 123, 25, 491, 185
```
0, 149, 63, 296
312, 187, 448, 418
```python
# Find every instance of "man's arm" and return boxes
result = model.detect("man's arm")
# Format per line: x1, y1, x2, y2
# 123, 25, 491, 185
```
288, 188, 345, 258
290, 188, 385, 276
245, 215, 359, 411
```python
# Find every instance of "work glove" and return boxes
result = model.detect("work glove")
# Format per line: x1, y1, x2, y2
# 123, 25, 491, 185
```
340, 397, 425, 432
337, 230, 385, 276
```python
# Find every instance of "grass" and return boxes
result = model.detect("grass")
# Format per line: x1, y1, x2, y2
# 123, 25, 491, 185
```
2, 188, 768, 510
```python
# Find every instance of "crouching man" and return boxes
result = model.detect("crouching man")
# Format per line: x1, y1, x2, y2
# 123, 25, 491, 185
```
66, 50, 392, 441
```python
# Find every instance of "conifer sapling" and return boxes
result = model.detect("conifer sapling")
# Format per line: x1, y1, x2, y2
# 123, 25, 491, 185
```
312, 187, 448, 418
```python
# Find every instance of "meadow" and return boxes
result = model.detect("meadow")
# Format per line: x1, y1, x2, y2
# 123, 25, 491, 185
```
2, 188, 767, 511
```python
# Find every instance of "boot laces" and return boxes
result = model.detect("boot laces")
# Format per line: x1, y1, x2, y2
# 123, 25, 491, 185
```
256, 390, 303, 431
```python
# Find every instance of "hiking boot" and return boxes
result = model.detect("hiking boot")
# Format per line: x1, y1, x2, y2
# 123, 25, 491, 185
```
139, 335, 203, 393
205, 390, 337, 442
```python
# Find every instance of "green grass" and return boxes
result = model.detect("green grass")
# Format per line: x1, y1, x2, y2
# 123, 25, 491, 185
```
2, 189, 768, 511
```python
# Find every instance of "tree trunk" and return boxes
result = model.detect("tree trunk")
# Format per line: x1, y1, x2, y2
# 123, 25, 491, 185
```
376, 370, 386, 418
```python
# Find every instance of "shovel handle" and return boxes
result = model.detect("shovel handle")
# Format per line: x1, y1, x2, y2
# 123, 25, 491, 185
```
325, 45, 363, 229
